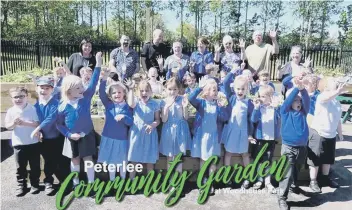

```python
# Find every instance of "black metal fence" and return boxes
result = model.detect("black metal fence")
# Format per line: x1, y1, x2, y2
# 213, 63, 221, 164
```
1, 40, 351, 80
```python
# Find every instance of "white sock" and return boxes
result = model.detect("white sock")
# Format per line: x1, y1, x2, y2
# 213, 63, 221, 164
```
70, 162, 80, 186
86, 166, 95, 183
109, 171, 116, 181
119, 166, 126, 179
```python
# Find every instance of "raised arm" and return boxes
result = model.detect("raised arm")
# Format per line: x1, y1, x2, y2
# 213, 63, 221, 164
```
269, 30, 279, 54
282, 75, 293, 89
124, 78, 136, 108
188, 87, 203, 109
280, 87, 299, 114
99, 80, 110, 107
84, 52, 102, 99
318, 82, 347, 103
223, 72, 236, 99
214, 44, 221, 63
300, 88, 310, 116
56, 111, 72, 138
109, 49, 118, 73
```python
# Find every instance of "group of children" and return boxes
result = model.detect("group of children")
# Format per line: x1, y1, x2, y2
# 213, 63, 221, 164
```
5, 50, 347, 210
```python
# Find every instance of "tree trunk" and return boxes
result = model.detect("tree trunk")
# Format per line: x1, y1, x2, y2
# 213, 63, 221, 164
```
319, 3, 327, 46
81, 1, 84, 24
195, 4, 198, 38
237, 1, 241, 37
105, 0, 107, 32
90, 1, 93, 27
244, 0, 248, 38
275, 0, 282, 30
123, 0, 126, 34
97, 4, 100, 36
220, 2, 223, 37
146, 5, 151, 41
118, 0, 121, 38
76, 2, 79, 25
134, 3, 137, 39
181, 1, 184, 39
263, 0, 269, 34
101, 1, 104, 34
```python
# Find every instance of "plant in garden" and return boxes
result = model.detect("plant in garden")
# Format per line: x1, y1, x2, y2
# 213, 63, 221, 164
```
0, 68, 52, 82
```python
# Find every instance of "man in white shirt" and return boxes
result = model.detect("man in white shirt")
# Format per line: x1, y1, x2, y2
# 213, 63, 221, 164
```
244, 30, 279, 80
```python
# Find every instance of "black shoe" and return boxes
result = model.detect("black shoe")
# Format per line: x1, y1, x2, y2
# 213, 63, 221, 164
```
44, 183, 55, 196
278, 199, 289, 210
309, 180, 321, 193
15, 185, 27, 197
30, 185, 40, 194
289, 186, 302, 194
322, 176, 339, 188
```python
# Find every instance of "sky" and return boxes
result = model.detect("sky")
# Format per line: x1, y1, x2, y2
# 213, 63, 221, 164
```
158, 0, 352, 39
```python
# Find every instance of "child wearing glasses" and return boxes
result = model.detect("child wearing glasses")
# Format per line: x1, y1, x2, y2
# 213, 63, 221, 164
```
5, 87, 41, 196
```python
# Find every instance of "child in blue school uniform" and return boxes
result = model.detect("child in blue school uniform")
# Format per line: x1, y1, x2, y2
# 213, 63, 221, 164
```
184, 71, 198, 94
221, 70, 255, 189
30, 76, 70, 195
125, 79, 161, 180
56, 52, 102, 192
188, 77, 229, 195
160, 77, 192, 173
250, 85, 281, 193
277, 78, 310, 210
97, 70, 133, 181
251, 70, 276, 95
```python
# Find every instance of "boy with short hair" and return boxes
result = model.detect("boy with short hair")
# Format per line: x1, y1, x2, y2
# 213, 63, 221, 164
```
307, 77, 345, 193
5, 87, 41, 196
278, 78, 310, 210
31, 76, 70, 195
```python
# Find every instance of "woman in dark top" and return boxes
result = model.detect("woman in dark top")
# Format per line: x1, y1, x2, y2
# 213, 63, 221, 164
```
67, 39, 96, 77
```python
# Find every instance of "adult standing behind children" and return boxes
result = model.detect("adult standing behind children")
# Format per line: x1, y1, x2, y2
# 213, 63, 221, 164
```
141, 29, 170, 78
190, 37, 214, 81
164, 41, 190, 83
243, 30, 279, 79
214, 35, 246, 72
109, 35, 139, 81
67, 39, 96, 77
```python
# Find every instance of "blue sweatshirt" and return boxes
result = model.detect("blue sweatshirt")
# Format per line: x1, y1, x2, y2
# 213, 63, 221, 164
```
57, 67, 101, 138
309, 90, 320, 115
99, 80, 133, 140
188, 87, 229, 142
251, 106, 281, 140
280, 87, 310, 146
34, 97, 61, 139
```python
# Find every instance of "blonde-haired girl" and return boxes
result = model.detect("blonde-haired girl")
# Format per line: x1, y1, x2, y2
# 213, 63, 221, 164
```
250, 84, 281, 193
222, 70, 254, 189
125, 79, 160, 180
97, 71, 133, 182
57, 52, 102, 192
160, 78, 191, 173
188, 77, 228, 195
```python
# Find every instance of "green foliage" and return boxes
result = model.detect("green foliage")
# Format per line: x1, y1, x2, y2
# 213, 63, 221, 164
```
314, 66, 346, 77
0, 67, 52, 83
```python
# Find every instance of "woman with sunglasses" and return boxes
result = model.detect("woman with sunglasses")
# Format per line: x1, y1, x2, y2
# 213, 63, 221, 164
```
214, 35, 246, 73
